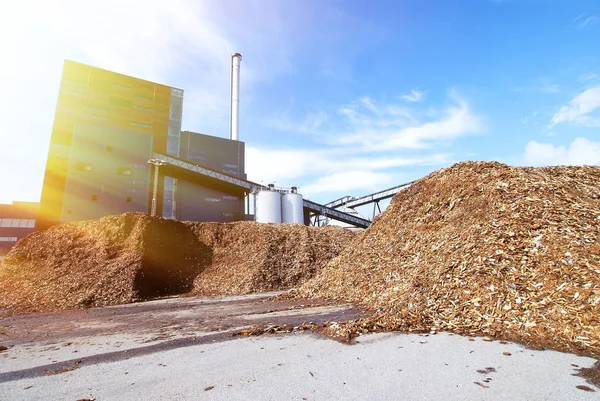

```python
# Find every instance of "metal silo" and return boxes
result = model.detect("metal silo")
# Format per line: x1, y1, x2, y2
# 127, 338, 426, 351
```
282, 186, 304, 224
255, 184, 282, 223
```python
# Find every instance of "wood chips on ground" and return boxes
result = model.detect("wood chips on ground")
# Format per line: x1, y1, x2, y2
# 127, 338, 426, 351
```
0, 214, 355, 316
295, 161, 600, 357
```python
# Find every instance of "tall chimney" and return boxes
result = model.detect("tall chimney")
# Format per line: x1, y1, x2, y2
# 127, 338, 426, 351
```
230, 53, 242, 141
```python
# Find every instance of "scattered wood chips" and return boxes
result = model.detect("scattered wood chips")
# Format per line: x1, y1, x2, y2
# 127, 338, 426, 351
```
0, 214, 354, 317
295, 161, 600, 357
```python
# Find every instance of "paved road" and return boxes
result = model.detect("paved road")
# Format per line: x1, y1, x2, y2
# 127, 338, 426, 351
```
0, 293, 598, 400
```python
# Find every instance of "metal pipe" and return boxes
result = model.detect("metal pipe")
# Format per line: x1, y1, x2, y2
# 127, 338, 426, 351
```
148, 159, 166, 217
230, 53, 242, 141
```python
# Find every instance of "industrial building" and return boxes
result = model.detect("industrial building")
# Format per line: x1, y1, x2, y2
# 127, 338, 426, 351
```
0, 202, 39, 259
0, 56, 370, 257
37, 60, 245, 231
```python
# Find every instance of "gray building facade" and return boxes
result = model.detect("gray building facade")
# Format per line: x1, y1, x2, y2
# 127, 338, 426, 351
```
40, 61, 245, 226
176, 131, 245, 222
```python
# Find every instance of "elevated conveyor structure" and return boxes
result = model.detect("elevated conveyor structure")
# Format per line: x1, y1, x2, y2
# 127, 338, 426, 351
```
150, 152, 371, 228
325, 181, 415, 220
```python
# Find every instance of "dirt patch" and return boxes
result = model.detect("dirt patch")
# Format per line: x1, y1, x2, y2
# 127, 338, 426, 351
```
295, 161, 600, 357
573, 360, 600, 389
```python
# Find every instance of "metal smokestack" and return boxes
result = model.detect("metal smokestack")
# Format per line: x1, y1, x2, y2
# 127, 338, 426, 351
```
230, 53, 242, 141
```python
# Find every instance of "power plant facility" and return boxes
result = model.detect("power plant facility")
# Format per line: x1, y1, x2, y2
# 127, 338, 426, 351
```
0, 52, 379, 257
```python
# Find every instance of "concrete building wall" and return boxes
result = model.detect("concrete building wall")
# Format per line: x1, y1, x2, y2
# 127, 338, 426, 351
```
59, 122, 153, 222
176, 131, 245, 223
39, 60, 181, 229
37, 60, 246, 228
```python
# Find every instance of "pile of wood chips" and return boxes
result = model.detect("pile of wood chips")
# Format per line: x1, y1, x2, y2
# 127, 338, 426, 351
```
0, 213, 208, 315
187, 221, 355, 296
0, 213, 355, 316
297, 161, 600, 356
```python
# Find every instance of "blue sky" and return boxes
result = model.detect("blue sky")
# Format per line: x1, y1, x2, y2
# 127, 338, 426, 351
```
1, 0, 599, 211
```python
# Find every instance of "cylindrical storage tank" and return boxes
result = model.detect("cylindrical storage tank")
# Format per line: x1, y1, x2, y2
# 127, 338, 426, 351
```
255, 189, 282, 223
282, 190, 304, 224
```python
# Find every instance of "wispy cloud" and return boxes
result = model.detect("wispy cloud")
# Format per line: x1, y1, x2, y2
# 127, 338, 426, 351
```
249, 90, 482, 198
578, 73, 599, 82
524, 137, 600, 166
539, 78, 561, 94
302, 171, 394, 195
246, 145, 449, 196
400, 89, 427, 102
549, 86, 600, 127
512, 77, 561, 94
574, 13, 599, 29
335, 92, 482, 150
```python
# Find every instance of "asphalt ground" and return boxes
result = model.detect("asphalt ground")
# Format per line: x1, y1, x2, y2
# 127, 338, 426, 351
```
0, 292, 598, 400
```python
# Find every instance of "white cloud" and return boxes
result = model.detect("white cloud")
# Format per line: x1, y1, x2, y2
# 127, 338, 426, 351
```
302, 171, 393, 195
245, 145, 449, 197
549, 86, 600, 127
249, 91, 481, 199
578, 72, 599, 82
0, 0, 304, 202
336, 93, 482, 150
574, 14, 599, 29
400, 89, 426, 102
539, 78, 561, 94
524, 137, 600, 166
245, 147, 448, 184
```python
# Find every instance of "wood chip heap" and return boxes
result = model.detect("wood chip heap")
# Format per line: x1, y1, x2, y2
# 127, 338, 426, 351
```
297, 161, 600, 356
0, 213, 208, 315
0, 213, 355, 316
187, 222, 355, 296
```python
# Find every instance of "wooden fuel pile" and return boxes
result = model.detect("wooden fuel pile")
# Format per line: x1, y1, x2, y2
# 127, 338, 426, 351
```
296, 161, 600, 356
188, 221, 355, 296
0, 214, 355, 316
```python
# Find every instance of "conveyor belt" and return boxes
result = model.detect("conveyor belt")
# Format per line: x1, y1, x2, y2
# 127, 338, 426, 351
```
152, 152, 371, 228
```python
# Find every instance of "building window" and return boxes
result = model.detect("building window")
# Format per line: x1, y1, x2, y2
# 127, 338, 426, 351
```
63, 79, 87, 87
134, 94, 153, 102
76, 162, 92, 172
60, 89, 84, 97
112, 83, 133, 91
126, 197, 132, 203
110, 97, 132, 107
205, 198, 221, 203
0, 237, 18, 242
133, 105, 152, 111
83, 106, 107, 115
223, 196, 238, 201
82, 113, 106, 120
117, 167, 132, 176
0, 219, 34, 228
91, 195, 98, 201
